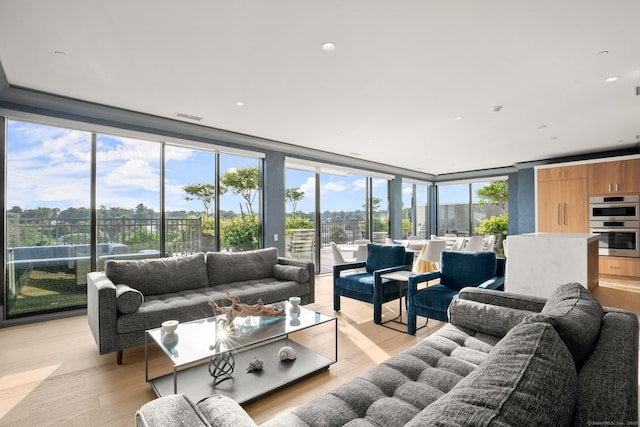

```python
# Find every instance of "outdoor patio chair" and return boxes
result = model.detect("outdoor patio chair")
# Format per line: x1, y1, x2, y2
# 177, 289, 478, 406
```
333, 243, 414, 324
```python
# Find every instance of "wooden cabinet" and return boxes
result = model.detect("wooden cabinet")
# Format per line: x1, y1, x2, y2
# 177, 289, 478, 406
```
587, 159, 640, 195
537, 165, 589, 233
599, 256, 640, 278
587, 240, 599, 290
537, 164, 587, 182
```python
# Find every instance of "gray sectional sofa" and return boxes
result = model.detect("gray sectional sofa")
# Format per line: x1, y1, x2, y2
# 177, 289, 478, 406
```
135, 283, 638, 426
87, 248, 314, 364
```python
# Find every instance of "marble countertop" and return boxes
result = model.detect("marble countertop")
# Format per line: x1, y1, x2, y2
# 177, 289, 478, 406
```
513, 232, 600, 242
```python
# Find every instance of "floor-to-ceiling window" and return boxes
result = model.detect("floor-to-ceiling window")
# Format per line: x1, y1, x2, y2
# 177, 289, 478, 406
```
370, 178, 389, 243
402, 180, 431, 239
437, 179, 507, 238
96, 133, 162, 269
219, 154, 262, 251
6, 120, 92, 317
3, 117, 267, 319
284, 168, 316, 265
165, 145, 217, 255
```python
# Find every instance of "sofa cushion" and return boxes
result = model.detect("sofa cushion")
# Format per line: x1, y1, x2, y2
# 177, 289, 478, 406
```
365, 244, 406, 273
273, 264, 309, 283
524, 282, 604, 367
449, 298, 534, 338
407, 321, 577, 426
440, 252, 497, 291
115, 284, 144, 314
206, 248, 278, 287
105, 252, 208, 296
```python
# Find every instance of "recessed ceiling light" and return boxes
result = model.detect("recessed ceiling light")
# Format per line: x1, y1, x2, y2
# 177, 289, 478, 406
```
235, 101, 245, 107
53, 50, 67, 56
538, 125, 547, 129
596, 50, 609, 56
550, 136, 558, 140
321, 42, 336, 51
490, 105, 503, 112
606, 76, 620, 82
455, 117, 463, 120
348, 152, 363, 156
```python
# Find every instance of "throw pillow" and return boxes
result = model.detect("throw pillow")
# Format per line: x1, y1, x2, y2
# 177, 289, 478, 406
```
365, 244, 406, 273
115, 284, 144, 314
407, 321, 577, 426
524, 282, 604, 367
273, 264, 310, 283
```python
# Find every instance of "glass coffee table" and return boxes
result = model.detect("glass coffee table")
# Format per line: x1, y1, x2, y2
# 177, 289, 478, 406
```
145, 300, 337, 404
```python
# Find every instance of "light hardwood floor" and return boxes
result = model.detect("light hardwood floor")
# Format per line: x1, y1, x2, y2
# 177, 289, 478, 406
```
0, 274, 638, 426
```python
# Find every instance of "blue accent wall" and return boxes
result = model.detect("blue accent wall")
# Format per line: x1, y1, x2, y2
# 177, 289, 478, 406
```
507, 167, 535, 235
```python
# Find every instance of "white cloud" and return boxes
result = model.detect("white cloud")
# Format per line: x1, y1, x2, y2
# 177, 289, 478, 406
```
299, 177, 316, 197
105, 160, 160, 192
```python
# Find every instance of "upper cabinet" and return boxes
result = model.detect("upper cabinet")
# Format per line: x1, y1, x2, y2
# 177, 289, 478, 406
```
587, 159, 640, 195
538, 164, 587, 182
537, 165, 589, 233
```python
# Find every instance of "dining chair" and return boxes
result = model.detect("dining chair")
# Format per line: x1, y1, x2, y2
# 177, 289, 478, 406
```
482, 234, 496, 252
464, 235, 484, 251
421, 239, 447, 270
384, 237, 396, 245
331, 242, 354, 264
449, 237, 466, 251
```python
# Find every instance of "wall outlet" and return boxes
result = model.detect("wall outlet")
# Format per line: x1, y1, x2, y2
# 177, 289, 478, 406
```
274, 234, 278, 241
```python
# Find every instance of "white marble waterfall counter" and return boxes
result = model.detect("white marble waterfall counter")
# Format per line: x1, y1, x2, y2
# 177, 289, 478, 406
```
505, 232, 600, 298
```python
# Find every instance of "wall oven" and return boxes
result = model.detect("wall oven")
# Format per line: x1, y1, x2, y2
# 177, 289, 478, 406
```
589, 195, 639, 221
589, 220, 640, 257
589, 195, 640, 257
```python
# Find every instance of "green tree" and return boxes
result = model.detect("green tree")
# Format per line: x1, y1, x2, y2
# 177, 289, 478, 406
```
476, 181, 508, 210
286, 188, 305, 217
221, 166, 259, 217
182, 183, 223, 217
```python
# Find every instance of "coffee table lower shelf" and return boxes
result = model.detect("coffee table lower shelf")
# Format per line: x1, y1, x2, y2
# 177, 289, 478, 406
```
149, 338, 334, 404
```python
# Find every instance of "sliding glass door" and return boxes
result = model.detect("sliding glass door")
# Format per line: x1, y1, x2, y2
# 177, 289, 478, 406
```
6, 120, 92, 317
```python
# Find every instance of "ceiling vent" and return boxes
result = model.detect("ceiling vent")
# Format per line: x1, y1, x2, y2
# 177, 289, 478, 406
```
175, 112, 203, 121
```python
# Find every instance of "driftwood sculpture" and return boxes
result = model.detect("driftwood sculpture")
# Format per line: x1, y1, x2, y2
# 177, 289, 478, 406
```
209, 293, 285, 330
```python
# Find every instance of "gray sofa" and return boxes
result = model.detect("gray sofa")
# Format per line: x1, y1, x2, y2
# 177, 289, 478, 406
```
87, 248, 314, 364
135, 282, 638, 426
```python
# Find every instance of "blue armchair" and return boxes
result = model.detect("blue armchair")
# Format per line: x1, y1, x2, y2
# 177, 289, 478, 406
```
407, 251, 505, 335
334, 243, 414, 324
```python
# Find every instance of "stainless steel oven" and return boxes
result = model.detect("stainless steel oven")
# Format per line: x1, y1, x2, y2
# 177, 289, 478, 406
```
589, 195, 640, 221
589, 220, 640, 257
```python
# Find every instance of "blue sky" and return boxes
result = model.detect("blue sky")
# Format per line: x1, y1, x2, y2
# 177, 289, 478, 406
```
7, 119, 481, 215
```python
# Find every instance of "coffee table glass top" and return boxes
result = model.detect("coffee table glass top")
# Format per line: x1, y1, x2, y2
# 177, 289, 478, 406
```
147, 300, 333, 367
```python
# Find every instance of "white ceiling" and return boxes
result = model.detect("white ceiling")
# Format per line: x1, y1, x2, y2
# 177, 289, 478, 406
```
1, 0, 639, 175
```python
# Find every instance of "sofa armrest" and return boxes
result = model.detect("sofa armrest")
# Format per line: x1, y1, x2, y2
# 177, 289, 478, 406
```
407, 271, 442, 297
477, 275, 505, 290
333, 261, 366, 279
457, 287, 547, 313
196, 395, 258, 427
572, 309, 639, 425
448, 296, 536, 338
87, 271, 119, 355
278, 258, 315, 304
